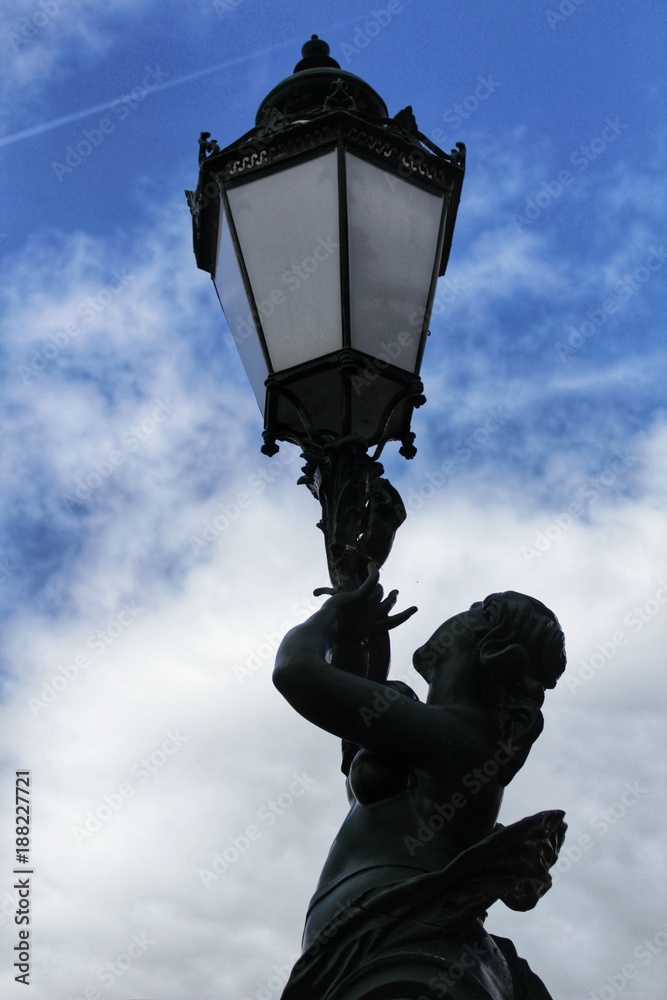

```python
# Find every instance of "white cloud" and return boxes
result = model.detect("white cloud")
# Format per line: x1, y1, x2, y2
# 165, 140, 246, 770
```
2, 454, 665, 996
1, 90, 665, 1000
0, 0, 154, 100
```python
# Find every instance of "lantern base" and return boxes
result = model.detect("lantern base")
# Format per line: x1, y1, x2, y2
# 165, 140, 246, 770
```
261, 349, 426, 460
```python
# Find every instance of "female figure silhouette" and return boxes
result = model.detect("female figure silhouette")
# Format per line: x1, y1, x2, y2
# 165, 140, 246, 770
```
274, 565, 567, 999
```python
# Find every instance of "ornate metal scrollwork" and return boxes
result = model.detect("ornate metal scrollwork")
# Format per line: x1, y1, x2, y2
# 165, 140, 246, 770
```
197, 131, 220, 165
299, 437, 406, 594
323, 78, 358, 113
298, 436, 408, 682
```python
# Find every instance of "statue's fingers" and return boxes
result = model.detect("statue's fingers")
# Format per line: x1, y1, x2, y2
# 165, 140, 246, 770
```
385, 605, 418, 630
380, 589, 399, 613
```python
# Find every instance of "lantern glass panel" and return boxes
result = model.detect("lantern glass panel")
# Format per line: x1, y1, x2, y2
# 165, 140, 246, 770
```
226, 150, 342, 374
215, 209, 268, 406
345, 151, 444, 373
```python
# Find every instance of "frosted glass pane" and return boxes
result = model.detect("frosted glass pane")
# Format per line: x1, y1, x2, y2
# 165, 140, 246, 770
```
214, 206, 269, 408
346, 152, 444, 372
227, 152, 342, 372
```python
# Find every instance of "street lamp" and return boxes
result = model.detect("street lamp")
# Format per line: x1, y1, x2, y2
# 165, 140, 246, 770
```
187, 38, 569, 1000
187, 36, 464, 602
187, 35, 464, 463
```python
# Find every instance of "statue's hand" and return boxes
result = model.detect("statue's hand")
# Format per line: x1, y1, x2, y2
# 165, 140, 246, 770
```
314, 563, 417, 645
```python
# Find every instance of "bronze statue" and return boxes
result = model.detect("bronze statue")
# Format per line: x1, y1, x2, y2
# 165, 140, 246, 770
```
273, 564, 567, 999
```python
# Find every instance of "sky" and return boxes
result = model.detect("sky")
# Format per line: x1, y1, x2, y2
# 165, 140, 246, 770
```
0, 0, 665, 998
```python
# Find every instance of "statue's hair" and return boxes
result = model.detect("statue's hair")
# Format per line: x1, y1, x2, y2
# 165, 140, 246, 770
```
472, 591, 566, 783
473, 591, 566, 699
413, 591, 566, 785
414, 592, 565, 688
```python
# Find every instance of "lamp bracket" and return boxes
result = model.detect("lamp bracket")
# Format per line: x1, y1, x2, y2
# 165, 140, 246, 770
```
297, 436, 409, 684
298, 436, 406, 595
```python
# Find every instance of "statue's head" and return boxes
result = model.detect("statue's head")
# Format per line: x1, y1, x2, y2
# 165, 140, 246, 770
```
413, 592, 566, 784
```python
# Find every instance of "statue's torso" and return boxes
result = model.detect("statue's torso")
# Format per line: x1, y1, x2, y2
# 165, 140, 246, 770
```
304, 745, 502, 947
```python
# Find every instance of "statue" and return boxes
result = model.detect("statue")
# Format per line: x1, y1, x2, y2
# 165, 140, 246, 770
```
273, 563, 567, 999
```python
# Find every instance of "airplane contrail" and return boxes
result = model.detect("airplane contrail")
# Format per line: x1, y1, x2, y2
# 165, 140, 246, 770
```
0, 39, 296, 149
0, 20, 361, 150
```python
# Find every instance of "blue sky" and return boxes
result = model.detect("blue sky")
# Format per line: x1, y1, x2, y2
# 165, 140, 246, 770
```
1, 1, 665, 998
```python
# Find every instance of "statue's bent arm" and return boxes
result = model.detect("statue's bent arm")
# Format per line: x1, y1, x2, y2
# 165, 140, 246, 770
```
273, 604, 488, 773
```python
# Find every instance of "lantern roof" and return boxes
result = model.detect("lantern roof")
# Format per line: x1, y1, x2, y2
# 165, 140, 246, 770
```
187, 36, 466, 280
256, 35, 388, 123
